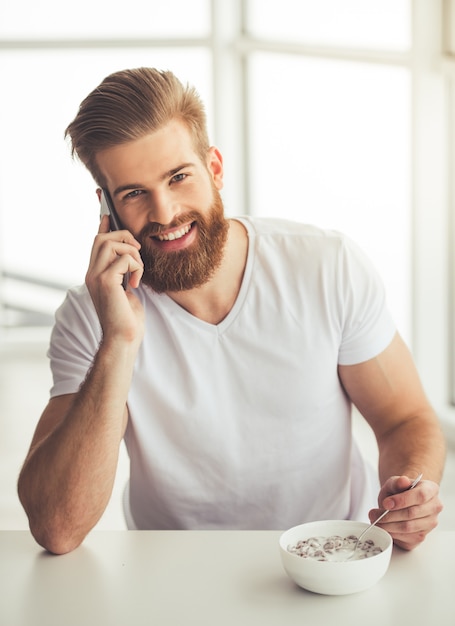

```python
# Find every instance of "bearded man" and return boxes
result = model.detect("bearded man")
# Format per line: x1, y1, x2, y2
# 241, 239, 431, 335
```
18, 68, 445, 555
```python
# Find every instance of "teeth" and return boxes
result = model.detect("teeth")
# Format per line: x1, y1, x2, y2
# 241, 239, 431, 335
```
157, 224, 191, 241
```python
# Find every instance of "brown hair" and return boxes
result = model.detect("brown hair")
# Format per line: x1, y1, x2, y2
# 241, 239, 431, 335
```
65, 67, 210, 186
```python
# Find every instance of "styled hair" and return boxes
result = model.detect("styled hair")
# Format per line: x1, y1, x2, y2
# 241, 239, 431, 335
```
65, 67, 210, 186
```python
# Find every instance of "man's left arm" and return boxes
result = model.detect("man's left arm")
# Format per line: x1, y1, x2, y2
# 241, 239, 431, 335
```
339, 332, 446, 550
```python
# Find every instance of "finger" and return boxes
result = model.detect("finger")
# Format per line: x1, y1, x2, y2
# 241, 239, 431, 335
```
372, 514, 426, 549
370, 495, 441, 538
98, 214, 111, 234
385, 512, 436, 542
123, 259, 144, 290
383, 489, 420, 512
87, 241, 144, 289
369, 501, 425, 525
96, 220, 142, 250
115, 231, 141, 249
118, 256, 144, 290
376, 475, 406, 506
385, 475, 415, 498
92, 238, 143, 269
128, 264, 144, 289
95, 254, 144, 290
382, 475, 426, 511
387, 479, 440, 513
104, 245, 143, 277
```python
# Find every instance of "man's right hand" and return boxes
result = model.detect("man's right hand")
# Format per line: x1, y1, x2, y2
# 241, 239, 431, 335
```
18, 215, 144, 553
85, 214, 145, 345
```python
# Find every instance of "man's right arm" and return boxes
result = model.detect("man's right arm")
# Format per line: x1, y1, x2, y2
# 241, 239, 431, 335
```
17, 337, 136, 554
18, 216, 145, 554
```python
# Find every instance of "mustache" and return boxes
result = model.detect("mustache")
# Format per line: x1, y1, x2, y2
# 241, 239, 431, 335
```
139, 211, 201, 240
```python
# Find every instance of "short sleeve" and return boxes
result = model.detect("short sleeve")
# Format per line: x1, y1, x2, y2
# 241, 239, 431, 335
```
337, 237, 396, 365
47, 285, 102, 397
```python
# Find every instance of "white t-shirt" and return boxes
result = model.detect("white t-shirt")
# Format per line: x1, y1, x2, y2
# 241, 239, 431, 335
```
48, 217, 396, 530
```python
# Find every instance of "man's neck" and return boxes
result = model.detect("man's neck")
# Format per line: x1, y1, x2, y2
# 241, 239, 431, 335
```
166, 219, 248, 325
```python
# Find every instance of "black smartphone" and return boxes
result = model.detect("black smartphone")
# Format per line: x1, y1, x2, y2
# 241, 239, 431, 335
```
100, 188, 124, 231
100, 189, 130, 290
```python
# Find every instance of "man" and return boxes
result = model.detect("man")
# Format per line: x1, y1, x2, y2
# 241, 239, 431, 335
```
18, 68, 445, 555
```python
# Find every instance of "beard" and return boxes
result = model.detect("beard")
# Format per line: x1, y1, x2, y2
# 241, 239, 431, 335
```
137, 188, 229, 293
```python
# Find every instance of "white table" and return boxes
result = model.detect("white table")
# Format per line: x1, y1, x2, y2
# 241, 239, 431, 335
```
0, 530, 453, 626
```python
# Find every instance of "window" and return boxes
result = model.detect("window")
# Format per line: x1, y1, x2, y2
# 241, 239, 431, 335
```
445, 0, 455, 407
0, 0, 210, 39
247, 53, 411, 337
0, 1, 211, 325
0, 0, 453, 428
246, 0, 411, 50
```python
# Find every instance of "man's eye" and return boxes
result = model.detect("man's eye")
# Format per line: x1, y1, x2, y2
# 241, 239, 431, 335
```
125, 189, 143, 199
171, 173, 187, 184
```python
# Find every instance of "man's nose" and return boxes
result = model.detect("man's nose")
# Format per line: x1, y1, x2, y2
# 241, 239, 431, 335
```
147, 191, 179, 225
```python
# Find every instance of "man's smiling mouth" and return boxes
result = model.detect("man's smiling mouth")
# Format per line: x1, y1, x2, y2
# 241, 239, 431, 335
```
156, 224, 191, 241
151, 222, 195, 242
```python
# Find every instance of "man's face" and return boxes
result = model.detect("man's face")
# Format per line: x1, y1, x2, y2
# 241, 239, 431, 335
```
96, 120, 229, 292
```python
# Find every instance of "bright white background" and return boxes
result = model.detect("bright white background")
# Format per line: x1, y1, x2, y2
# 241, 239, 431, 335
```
1, 0, 455, 533
0, 0, 453, 420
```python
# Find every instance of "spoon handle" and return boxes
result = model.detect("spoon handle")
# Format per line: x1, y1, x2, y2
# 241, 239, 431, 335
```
358, 473, 423, 542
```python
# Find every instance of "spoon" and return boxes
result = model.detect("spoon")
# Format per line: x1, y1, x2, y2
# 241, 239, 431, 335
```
345, 473, 423, 560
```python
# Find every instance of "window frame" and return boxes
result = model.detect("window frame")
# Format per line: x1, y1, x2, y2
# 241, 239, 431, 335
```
0, 0, 453, 437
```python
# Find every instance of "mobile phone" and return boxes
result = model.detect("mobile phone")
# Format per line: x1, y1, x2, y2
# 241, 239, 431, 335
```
100, 188, 130, 289
100, 188, 124, 231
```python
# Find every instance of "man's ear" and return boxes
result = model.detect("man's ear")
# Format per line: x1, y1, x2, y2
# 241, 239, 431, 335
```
207, 146, 224, 190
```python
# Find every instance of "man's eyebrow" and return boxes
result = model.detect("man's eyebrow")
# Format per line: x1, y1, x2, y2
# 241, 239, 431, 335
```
112, 163, 196, 198
113, 183, 142, 197
164, 162, 195, 179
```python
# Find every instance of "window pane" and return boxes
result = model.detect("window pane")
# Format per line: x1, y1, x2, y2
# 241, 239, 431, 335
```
446, 0, 455, 54
0, 49, 211, 289
451, 83, 455, 405
247, 0, 411, 50
0, 0, 210, 39
248, 53, 411, 339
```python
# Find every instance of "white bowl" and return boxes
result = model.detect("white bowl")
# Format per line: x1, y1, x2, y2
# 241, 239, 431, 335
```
279, 520, 393, 595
